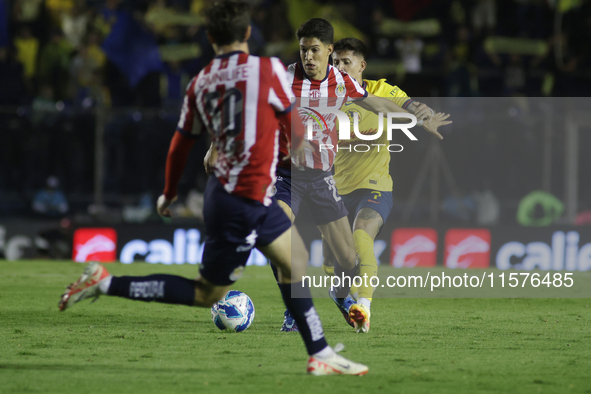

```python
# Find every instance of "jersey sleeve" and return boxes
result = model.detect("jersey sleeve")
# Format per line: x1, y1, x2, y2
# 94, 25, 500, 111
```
267, 57, 294, 114
286, 63, 297, 87
176, 76, 205, 139
375, 79, 414, 108
342, 72, 368, 99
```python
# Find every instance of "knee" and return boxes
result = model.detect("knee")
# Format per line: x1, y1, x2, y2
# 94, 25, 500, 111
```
353, 218, 381, 240
354, 220, 371, 234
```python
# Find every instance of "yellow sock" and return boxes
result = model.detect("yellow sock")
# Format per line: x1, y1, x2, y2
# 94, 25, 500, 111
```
354, 229, 377, 301
322, 263, 334, 276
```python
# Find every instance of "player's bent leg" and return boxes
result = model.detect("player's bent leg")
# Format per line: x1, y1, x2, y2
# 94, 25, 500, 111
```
322, 236, 356, 327
322, 235, 359, 297
259, 225, 368, 375
318, 217, 358, 299
260, 226, 306, 333
318, 216, 357, 270
259, 225, 307, 284
273, 197, 299, 331
260, 225, 325, 352
59, 262, 228, 311
353, 208, 382, 303
348, 207, 384, 333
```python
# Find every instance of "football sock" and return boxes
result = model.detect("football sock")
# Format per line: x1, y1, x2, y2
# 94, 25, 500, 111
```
107, 275, 196, 306
354, 229, 377, 301
278, 281, 328, 355
98, 275, 112, 294
358, 297, 371, 310
270, 264, 295, 315
312, 346, 335, 358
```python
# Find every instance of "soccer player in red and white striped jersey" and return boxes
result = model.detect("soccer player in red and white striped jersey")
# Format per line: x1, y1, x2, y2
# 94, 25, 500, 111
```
283, 59, 368, 171
272, 18, 438, 332
60, 1, 368, 376
175, 50, 294, 206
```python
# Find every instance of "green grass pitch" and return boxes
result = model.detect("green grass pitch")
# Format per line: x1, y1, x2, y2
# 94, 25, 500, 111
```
1, 261, 590, 394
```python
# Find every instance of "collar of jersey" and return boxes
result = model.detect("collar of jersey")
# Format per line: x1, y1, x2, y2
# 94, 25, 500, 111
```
300, 62, 331, 83
215, 50, 245, 59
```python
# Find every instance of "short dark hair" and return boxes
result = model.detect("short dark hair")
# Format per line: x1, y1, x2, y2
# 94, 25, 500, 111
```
296, 18, 334, 45
333, 38, 368, 60
204, 0, 250, 46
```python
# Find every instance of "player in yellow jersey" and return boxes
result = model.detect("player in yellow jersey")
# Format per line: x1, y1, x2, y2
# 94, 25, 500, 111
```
326, 38, 451, 333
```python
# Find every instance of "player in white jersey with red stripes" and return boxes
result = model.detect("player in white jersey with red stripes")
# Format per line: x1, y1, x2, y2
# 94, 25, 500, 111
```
283, 58, 369, 171
176, 49, 292, 205
59, 1, 368, 376
272, 18, 440, 332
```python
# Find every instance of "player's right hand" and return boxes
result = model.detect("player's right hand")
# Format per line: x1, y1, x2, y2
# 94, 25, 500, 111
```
157, 194, 177, 218
287, 140, 313, 167
203, 143, 217, 175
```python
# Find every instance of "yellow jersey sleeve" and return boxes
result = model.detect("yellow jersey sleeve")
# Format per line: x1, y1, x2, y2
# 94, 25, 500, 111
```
364, 79, 411, 108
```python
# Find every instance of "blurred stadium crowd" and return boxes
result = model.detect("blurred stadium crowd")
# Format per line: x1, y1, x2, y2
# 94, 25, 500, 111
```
1, 0, 590, 224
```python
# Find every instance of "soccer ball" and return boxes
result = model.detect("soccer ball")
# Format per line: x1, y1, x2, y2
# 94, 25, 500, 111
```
211, 290, 255, 332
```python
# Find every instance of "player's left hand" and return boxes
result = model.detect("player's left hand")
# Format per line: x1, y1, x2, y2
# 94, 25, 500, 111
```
157, 194, 177, 218
422, 112, 452, 140
409, 101, 432, 121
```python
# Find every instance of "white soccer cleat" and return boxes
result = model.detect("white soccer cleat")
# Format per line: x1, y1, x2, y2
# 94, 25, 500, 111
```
59, 262, 111, 311
307, 347, 368, 376
349, 304, 371, 333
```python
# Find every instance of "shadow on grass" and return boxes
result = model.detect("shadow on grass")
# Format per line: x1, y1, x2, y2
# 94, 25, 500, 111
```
0, 363, 207, 373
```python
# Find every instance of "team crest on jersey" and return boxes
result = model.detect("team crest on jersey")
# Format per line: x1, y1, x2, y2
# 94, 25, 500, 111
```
335, 83, 346, 97
309, 90, 321, 100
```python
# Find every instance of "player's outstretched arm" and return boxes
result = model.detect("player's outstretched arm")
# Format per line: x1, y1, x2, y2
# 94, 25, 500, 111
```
358, 92, 434, 122
357, 92, 406, 114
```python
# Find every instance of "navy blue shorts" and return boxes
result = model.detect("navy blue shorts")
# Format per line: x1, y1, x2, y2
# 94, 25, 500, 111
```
200, 176, 291, 286
341, 189, 393, 227
274, 166, 348, 226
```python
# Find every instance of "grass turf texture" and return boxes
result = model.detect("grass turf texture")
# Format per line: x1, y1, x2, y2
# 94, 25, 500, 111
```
1, 261, 590, 394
